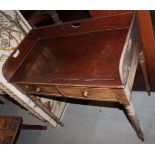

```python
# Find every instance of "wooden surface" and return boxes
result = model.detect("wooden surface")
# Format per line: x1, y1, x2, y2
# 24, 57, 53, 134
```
89, 10, 155, 91
18, 10, 155, 91
135, 11, 155, 91
2, 13, 133, 84
11, 28, 128, 87
89, 10, 133, 17
0, 115, 47, 144
2, 12, 133, 88
0, 116, 21, 144
2, 12, 145, 140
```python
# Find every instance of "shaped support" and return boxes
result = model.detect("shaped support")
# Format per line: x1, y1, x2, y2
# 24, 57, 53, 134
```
139, 51, 151, 95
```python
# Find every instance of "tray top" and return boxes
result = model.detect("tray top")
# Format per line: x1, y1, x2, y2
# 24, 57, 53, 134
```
11, 28, 128, 88
3, 12, 134, 88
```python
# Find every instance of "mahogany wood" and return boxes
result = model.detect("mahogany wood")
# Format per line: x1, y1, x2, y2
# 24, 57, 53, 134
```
2, 12, 149, 141
0, 115, 47, 144
136, 11, 155, 91
0, 116, 21, 144
89, 10, 133, 17
139, 51, 151, 95
89, 10, 155, 91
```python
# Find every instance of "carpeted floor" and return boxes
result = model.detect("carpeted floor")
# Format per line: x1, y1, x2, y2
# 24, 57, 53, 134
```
0, 91, 155, 144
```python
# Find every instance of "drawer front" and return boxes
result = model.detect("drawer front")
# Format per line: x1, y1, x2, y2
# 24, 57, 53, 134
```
60, 86, 117, 101
17, 84, 117, 101
18, 84, 60, 96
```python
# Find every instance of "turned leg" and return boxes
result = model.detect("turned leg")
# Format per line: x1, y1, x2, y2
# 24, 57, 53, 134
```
118, 91, 144, 141
139, 51, 151, 96
124, 103, 144, 141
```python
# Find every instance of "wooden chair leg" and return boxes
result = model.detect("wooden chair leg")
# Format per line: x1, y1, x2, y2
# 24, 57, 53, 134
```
20, 124, 47, 130
123, 100, 144, 141
139, 51, 151, 96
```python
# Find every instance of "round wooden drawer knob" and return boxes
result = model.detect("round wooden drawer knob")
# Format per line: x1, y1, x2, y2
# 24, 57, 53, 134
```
25, 85, 29, 89
36, 87, 41, 92
82, 90, 89, 98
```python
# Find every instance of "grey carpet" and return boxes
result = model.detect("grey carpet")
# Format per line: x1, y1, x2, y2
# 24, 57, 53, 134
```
0, 91, 155, 144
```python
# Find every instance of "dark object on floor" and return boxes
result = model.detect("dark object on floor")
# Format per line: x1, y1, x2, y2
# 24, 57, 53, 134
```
0, 115, 47, 144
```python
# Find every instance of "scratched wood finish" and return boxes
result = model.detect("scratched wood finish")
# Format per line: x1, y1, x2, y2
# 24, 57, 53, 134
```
18, 84, 60, 96
2, 12, 147, 140
0, 115, 47, 144
0, 116, 21, 144
89, 10, 155, 91
2, 13, 133, 83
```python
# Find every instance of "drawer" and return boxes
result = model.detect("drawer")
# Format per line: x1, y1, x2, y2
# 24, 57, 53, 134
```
17, 84, 117, 101
18, 84, 60, 96
60, 86, 117, 101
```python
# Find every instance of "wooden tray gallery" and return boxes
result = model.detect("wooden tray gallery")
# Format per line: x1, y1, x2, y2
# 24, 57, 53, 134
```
2, 12, 139, 100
